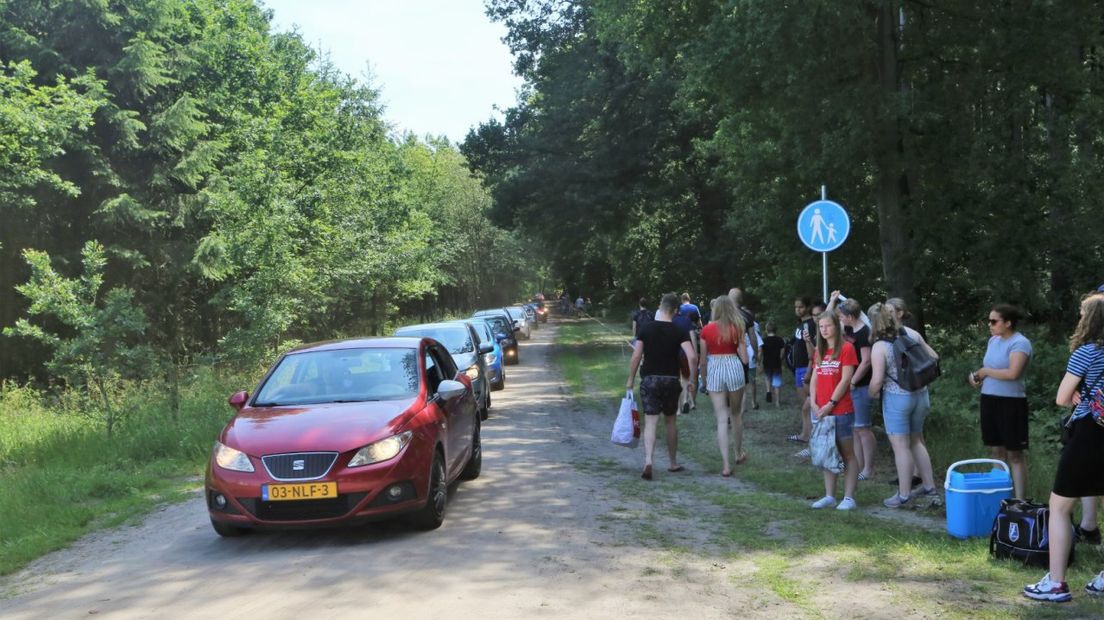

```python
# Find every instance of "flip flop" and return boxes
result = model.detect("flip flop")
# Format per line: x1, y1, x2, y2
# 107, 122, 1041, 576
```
787, 434, 806, 443
668, 465, 685, 473
858, 472, 872, 481
736, 453, 748, 465
721, 470, 732, 478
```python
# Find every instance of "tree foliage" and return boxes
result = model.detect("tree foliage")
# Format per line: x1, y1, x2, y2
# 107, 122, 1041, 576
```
467, 0, 1104, 325
0, 0, 539, 391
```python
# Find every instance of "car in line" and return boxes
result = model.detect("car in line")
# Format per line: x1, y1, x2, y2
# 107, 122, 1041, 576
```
529, 299, 548, 323
395, 321, 492, 420
466, 318, 504, 391
205, 337, 480, 536
504, 306, 532, 340
472, 309, 520, 364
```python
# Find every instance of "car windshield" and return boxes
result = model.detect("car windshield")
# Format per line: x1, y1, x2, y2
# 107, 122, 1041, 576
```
395, 326, 473, 355
252, 348, 419, 406
468, 321, 491, 343
484, 317, 509, 335
505, 307, 524, 320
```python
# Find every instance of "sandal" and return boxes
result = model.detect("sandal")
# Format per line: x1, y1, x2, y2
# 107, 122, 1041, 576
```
721, 470, 732, 477
794, 448, 811, 459
736, 453, 749, 465
668, 465, 685, 473
858, 472, 871, 481
641, 464, 653, 480
787, 434, 806, 443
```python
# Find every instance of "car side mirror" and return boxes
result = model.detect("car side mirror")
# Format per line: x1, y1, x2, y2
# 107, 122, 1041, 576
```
228, 391, 249, 410
437, 379, 467, 402
478, 342, 494, 354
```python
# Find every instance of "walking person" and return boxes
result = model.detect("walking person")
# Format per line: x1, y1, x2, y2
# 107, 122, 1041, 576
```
630, 297, 653, 347
761, 322, 785, 408
674, 293, 703, 414
835, 295, 875, 481
729, 288, 759, 412
1023, 292, 1104, 602
968, 304, 1032, 499
868, 302, 939, 507
625, 293, 698, 480
698, 295, 749, 476
789, 297, 818, 447
807, 311, 860, 510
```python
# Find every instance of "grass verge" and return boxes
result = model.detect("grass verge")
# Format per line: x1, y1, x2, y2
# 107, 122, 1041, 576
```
555, 319, 1104, 619
0, 366, 257, 576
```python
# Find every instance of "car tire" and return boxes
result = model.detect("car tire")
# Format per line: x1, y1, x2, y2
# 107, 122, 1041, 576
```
459, 419, 482, 481
480, 391, 489, 421
411, 452, 448, 530
210, 518, 248, 538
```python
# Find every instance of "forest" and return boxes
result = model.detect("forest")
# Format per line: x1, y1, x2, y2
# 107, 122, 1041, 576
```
464, 0, 1104, 328
0, 0, 539, 390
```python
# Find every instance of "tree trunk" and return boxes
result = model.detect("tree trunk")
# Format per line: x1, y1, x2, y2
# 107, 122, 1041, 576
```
871, 1, 922, 327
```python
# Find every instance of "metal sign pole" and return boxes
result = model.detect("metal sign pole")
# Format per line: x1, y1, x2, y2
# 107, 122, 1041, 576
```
821, 185, 828, 302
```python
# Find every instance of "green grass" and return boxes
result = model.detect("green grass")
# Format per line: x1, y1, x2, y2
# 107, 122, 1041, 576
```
555, 320, 1104, 618
0, 366, 256, 576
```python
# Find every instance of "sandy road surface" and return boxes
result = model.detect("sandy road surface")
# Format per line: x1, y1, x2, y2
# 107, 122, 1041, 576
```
1, 321, 781, 620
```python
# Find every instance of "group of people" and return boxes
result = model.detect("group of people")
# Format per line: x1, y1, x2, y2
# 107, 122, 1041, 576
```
624, 282, 1104, 604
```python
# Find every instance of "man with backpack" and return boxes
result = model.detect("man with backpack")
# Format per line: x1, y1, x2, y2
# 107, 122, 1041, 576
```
630, 297, 653, 347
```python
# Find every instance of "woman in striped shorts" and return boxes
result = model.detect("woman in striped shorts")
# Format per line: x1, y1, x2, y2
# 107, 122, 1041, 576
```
699, 295, 750, 476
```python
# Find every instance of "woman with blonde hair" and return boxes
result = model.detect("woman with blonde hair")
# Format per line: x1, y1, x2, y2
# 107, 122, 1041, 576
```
807, 310, 859, 509
699, 295, 749, 476
868, 302, 939, 508
1024, 292, 1104, 602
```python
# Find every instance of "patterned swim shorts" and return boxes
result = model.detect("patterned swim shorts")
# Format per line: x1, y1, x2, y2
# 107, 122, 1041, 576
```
640, 375, 682, 416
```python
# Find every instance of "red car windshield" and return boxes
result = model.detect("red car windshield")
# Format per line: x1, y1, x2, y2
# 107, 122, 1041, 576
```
253, 348, 419, 406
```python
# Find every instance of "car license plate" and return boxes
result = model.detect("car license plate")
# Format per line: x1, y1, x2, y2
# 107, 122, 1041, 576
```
262, 482, 337, 501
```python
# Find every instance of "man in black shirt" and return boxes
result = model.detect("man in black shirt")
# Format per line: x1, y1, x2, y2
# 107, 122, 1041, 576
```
789, 296, 819, 446
626, 293, 698, 480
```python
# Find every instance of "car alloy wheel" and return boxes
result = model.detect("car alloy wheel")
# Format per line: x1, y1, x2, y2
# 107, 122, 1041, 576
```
413, 452, 447, 530
460, 419, 482, 481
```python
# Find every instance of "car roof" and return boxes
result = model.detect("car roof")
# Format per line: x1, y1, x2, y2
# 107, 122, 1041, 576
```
286, 337, 423, 354
395, 321, 472, 333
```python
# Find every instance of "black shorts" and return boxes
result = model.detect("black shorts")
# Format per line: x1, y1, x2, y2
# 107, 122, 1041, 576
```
640, 375, 682, 416
979, 394, 1029, 451
1054, 415, 1104, 497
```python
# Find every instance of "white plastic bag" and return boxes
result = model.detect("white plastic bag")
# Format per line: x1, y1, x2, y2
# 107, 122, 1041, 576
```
611, 389, 639, 448
810, 416, 843, 473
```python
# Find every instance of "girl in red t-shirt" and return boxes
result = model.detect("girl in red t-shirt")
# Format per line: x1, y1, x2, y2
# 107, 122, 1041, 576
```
807, 311, 859, 510
698, 296, 749, 476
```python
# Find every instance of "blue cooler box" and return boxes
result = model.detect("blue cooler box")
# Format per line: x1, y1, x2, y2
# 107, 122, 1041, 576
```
944, 459, 1013, 539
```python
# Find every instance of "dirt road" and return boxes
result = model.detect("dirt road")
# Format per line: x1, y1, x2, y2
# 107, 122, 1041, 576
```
1, 322, 785, 619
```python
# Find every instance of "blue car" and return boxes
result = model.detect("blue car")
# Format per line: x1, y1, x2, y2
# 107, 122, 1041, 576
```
467, 319, 504, 391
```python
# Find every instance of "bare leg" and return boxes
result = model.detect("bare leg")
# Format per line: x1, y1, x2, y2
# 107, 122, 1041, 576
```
643, 414, 659, 468
1048, 494, 1078, 583
1081, 497, 1099, 531
888, 433, 914, 498
839, 437, 859, 499
797, 384, 811, 440
910, 434, 936, 491
1006, 449, 1027, 500
729, 390, 745, 461
711, 391, 732, 474
664, 414, 679, 468
855, 427, 875, 477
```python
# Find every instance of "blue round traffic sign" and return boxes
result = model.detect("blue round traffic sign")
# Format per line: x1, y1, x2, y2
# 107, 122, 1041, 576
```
797, 200, 850, 252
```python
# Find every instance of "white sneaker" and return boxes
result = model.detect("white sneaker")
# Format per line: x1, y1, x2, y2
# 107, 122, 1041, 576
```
811, 496, 837, 509
836, 497, 857, 511
1086, 571, 1104, 597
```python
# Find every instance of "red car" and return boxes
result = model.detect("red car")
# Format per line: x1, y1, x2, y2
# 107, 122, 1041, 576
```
205, 337, 481, 536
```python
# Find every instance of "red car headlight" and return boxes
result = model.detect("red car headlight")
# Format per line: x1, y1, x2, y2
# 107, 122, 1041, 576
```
213, 441, 254, 473
348, 431, 413, 467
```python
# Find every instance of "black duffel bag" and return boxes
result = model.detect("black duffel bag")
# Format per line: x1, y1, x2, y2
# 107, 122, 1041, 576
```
990, 498, 1075, 567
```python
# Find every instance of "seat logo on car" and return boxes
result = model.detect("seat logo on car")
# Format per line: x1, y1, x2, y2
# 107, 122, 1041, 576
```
292, 459, 305, 471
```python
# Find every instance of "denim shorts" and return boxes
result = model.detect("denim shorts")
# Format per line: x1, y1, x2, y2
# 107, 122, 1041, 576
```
766, 370, 783, 388
851, 385, 872, 428
832, 412, 855, 440
794, 366, 809, 388
883, 390, 930, 435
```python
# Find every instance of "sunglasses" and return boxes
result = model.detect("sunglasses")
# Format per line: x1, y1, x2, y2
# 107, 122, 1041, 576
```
987, 319, 1001, 325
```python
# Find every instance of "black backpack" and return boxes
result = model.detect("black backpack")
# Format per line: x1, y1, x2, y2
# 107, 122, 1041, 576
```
990, 498, 1075, 567
885, 327, 941, 391
783, 338, 796, 371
